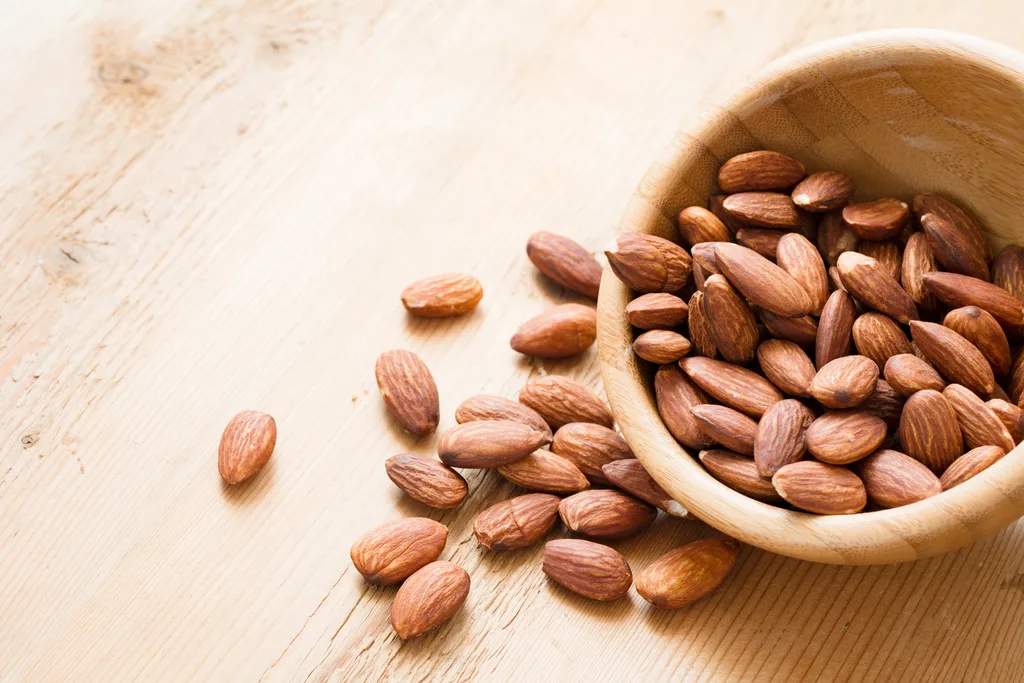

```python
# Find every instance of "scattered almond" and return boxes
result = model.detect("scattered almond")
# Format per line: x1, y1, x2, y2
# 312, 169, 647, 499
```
437, 420, 551, 468
558, 489, 657, 539
602, 459, 687, 517
218, 410, 277, 485
401, 273, 483, 317
542, 539, 632, 601
551, 422, 634, 484
636, 538, 741, 608
497, 451, 590, 494
391, 561, 469, 640
351, 518, 448, 586
526, 231, 603, 299
474, 494, 561, 550
385, 454, 468, 509
519, 375, 613, 430
510, 303, 597, 358
375, 350, 440, 435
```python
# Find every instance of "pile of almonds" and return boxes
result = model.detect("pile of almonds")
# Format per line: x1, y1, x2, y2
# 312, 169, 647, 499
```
607, 150, 1024, 516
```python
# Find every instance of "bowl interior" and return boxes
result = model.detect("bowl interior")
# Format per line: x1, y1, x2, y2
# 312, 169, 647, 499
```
598, 30, 1024, 564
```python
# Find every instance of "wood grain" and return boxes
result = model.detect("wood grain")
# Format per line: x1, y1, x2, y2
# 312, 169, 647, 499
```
2, 1, 1024, 681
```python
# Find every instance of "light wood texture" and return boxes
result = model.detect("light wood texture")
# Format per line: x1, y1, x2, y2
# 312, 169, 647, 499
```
599, 30, 1024, 565
3, 2, 1024, 682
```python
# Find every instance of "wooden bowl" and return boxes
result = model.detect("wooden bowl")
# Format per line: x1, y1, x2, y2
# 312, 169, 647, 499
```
597, 30, 1024, 565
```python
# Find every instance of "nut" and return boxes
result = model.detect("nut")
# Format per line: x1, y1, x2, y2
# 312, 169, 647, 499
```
815, 290, 856, 369
518, 375, 613, 430
375, 349, 440, 435
940, 446, 1006, 490
385, 454, 468, 509
605, 233, 692, 293
497, 451, 590, 494
772, 461, 867, 515
510, 303, 597, 359
856, 448, 941, 509
699, 449, 783, 502
921, 213, 989, 281
901, 232, 938, 310
437, 420, 551, 468
810, 355, 879, 409
218, 410, 277, 485
714, 243, 813, 317
702, 274, 759, 364
941, 384, 1015, 452
351, 518, 448, 586
851, 312, 913, 372
898, 389, 963, 474
756, 339, 816, 398
654, 364, 715, 449
912, 193, 991, 261
883, 354, 946, 397
526, 231, 602, 298
632, 329, 692, 364
717, 150, 806, 193
455, 394, 551, 438
551, 422, 634, 484
922, 271, 1024, 327
691, 404, 758, 456
835, 251, 918, 324
625, 292, 689, 330
943, 306, 1011, 376
777, 233, 829, 315
687, 290, 718, 358
805, 410, 887, 465
678, 206, 731, 246
792, 171, 855, 212
842, 198, 909, 241
909, 321, 995, 397
754, 399, 815, 477
558, 489, 657, 539
401, 273, 483, 317
635, 537, 741, 608
391, 561, 470, 640
601, 459, 687, 517
542, 539, 632, 601
723, 192, 804, 229
473, 494, 561, 550
679, 356, 783, 418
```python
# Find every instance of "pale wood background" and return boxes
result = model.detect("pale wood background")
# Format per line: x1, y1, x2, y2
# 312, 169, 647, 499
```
2, 1, 1024, 681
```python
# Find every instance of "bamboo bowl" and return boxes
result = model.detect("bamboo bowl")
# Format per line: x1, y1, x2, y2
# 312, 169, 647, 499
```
597, 30, 1024, 565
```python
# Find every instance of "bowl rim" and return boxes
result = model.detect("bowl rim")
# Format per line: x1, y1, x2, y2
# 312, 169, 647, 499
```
597, 29, 1024, 565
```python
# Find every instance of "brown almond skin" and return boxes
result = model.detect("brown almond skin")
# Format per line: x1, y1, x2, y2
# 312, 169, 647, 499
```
901, 232, 938, 311
755, 399, 815, 477
605, 233, 692, 293
473, 494, 561, 550
691, 242, 724, 276
987, 398, 1024, 443
836, 251, 919, 324
699, 449, 783, 502
551, 422, 633, 484
818, 211, 859, 265
922, 272, 1024, 327
602, 459, 687, 517
805, 410, 887, 465
777, 233, 829, 316
558, 489, 657, 539
715, 243, 813, 317
385, 454, 469, 509
708, 194, 745, 234
401, 273, 483, 317
757, 339, 816, 398
861, 379, 905, 430
993, 245, 1024, 303
1011, 351, 1024, 404
718, 150, 806, 193
526, 231, 602, 298
218, 410, 277, 485
633, 329, 692, 364
688, 291, 718, 358
943, 306, 1011, 376
852, 313, 913, 372
772, 461, 867, 514
760, 310, 818, 347
626, 293, 688, 329
942, 384, 1015, 452
816, 290, 856, 369
898, 389, 964, 474
913, 193, 991, 260
437, 420, 552, 468
636, 538, 741, 608
736, 228, 782, 259
455, 395, 551, 438
678, 206, 731, 246
909, 321, 996, 397
921, 213, 990, 281
542, 539, 632, 601
723, 192, 804, 229
655, 365, 715, 449
691, 405, 758, 456
811, 355, 879, 409
519, 376, 613, 430
679, 356, 783, 418
510, 303, 597, 359
883, 354, 946, 396
703, 273, 759, 364
792, 171, 855, 212
375, 350, 440, 436
351, 518, 448, 586
857, 241, 902, 281
856, 449, 942, 509
391, 561, 469, 640
842, 198, 909, 241
498, 451, 590, 494
940, 446, 1006, 490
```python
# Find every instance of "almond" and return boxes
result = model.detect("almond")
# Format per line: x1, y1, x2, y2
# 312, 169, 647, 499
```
759, 310, 818, 347
692, 260, 710, 291
921, 272, 1024, 327
909, 321, 995, 397
690, 242, 724, 276
992, 244, 1024, 303
687, 290, 718, 358
901, 232, 938, 310
602, 459, 687, 517
708, 194, 744, 234
558, 489, 657, 539
857, 241, 902, 281
986, 398, 1024, 443
883, 354, 946, 396
542, 539, 632, 601
852, 313, 913, 372
633, 329, 692, 364
455, 394, 551, 437
605, 233, 692, 293
818, 211, 859, 265
1011, 351, 1024, 404
772, 461, 867, 514
714, 243, 813, 318
497, 451, 590, 494
943, 306, 1011, 376
723, 192, 804, 229
898, 389, 964, 473
811, 355, 879, 409
551, 422, 634, 484
702, 273, 759, 363
792, 171, 855, 212
991, 383, 1012, 402
861, 379, 905, 430
375, 350, 440, 435
510, 303, 597, 358
775, 233, 829, 316
218, 410, 277, 485
757, 339, 816, 397
755, 399, 815, 476
626, 292, 689, 329
691, 404, 758, 456
735, 228, 782, 259
805, 410, 887, 464
829, 265, 849, 294
940, 446, 1006, 490
699, 449, 783, 502
815, 290, 856, 369
401, 273, 483, 317
519, 375, 613, 430
385, 454, 469, 509
921, 214, 990, 283
351, 518, 448, 586
842, 198, 909, 241
836, 251, 919, 324
679, 356, 783, 418
391, 561, 469, 640
437, 420, 552, 468
526, 231, 603, 298
636, 538, 741, 608
678, 206, 731, 246
718, 150, 806, 193
654, 364, 715, 449
912, 193, 991, 260
473, 494, 561, 550
942, 384, 1015, 452
856, 449, 941, 508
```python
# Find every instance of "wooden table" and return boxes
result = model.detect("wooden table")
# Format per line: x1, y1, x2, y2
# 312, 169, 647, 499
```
4, 1, 1024, 681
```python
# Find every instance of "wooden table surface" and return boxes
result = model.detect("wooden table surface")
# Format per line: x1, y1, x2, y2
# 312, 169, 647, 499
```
4, 1, 1024, 681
